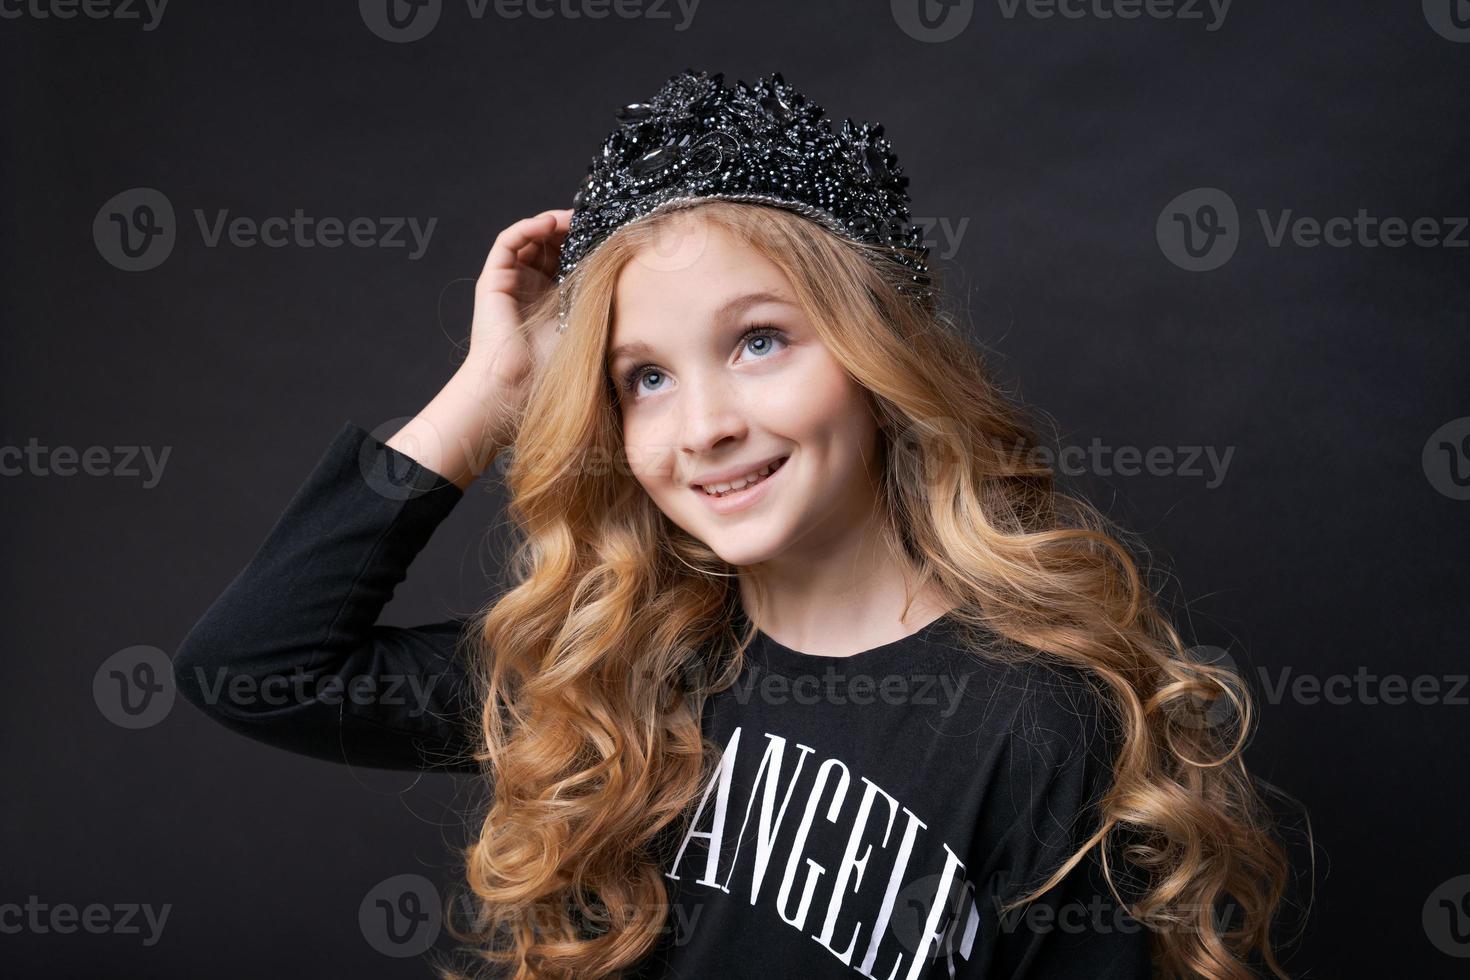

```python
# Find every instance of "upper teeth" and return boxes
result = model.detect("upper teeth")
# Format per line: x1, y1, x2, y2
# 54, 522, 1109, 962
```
700, 459, 782, 496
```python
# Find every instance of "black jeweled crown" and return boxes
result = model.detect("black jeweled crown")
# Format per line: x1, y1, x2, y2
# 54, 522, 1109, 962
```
555, 69, 933, 327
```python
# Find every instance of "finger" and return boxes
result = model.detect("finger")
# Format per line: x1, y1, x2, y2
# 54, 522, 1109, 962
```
522, 216, 572, 280
474, 221, 559, 328
516, 238, 554, 282
493, 213, 572, 285
540, 211, 574, 277
481, 212, 562, 280
516, 238, 544, 273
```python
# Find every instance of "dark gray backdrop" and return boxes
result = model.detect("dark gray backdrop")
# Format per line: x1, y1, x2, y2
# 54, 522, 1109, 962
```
3, 0, 1467, 976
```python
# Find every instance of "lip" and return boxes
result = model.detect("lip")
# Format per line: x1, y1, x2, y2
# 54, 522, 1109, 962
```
690, 453, 789, 490
691, 455, 788, 516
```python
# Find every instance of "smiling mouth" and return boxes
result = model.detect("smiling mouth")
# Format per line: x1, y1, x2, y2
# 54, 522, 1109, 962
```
693, 456, 789, 497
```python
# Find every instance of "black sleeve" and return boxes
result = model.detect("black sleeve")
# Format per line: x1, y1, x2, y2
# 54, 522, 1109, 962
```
970, 668, 1155, 978
171, 421, 485, 774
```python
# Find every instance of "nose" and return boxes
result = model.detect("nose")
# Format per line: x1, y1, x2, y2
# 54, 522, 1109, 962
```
678, 373, 748, 471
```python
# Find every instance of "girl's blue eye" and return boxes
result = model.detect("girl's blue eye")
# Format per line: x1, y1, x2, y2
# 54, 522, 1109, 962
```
741, 327, 783, 358
630, 369, 665, 395
618, 324, 786, 398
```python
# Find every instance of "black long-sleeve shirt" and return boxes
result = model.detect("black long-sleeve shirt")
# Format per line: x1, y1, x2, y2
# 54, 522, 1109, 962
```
173, 422, 1154, 979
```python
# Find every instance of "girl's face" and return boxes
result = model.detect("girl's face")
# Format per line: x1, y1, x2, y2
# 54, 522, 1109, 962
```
608, 219, 884, 567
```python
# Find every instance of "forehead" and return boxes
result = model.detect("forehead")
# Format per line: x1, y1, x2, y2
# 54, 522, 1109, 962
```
609, 219, 793, 334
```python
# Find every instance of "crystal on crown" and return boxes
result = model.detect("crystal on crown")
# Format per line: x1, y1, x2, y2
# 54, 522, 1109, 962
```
556, 69, 934, 327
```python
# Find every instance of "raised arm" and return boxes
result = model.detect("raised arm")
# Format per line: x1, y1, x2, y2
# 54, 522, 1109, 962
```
172, 422, 484, 772
173, 209, 573, 773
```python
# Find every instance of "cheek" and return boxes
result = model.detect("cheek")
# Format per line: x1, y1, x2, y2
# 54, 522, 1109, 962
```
754, 360, 871, 447
621, 418, 675, 495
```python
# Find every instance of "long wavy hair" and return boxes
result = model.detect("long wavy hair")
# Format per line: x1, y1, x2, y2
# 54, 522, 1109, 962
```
438, 199, 1302, 979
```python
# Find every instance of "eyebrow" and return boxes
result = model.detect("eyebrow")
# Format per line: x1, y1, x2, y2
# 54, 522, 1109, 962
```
607, 290, 797, 365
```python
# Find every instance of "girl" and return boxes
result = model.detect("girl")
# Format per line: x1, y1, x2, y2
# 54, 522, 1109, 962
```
175, 70, 1294, 980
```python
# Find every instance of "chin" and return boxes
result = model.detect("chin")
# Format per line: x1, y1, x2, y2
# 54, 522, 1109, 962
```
715, 543, 779, 567
695, 525, 786, 568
